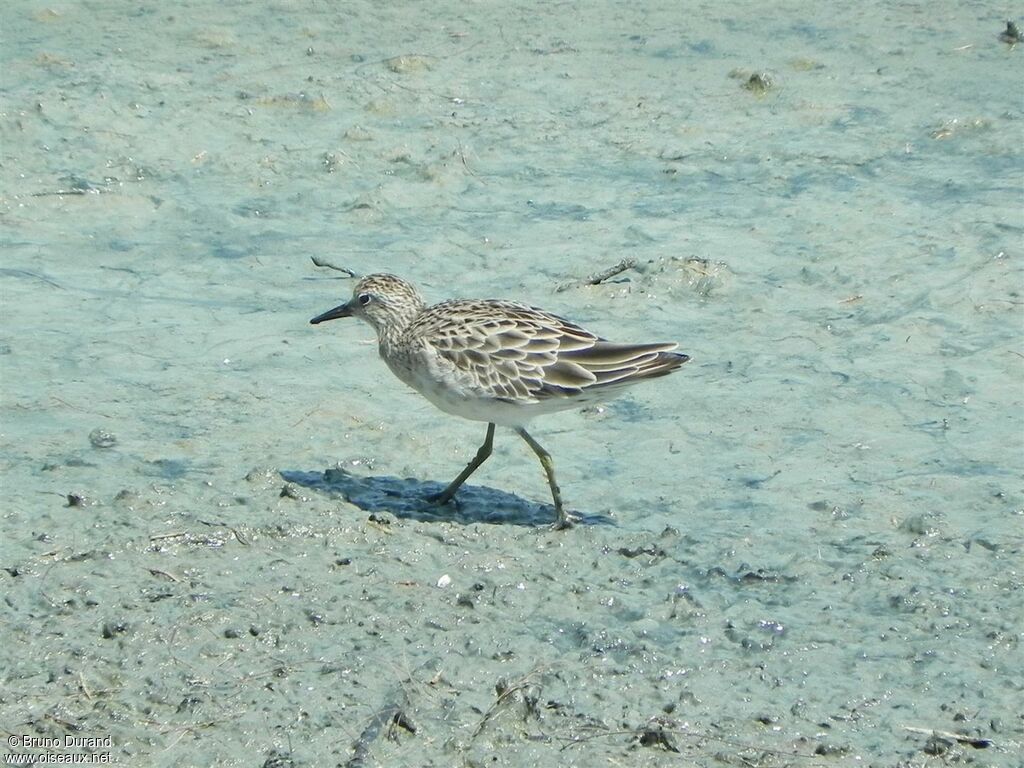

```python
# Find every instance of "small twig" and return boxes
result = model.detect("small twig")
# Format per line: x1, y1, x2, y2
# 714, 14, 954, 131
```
0, 269, 64, 289
150, 531, 188, 542
230, 527, 250, 546
471, 669, 544, 739
559, 724, 815, 759
585, 258, 637, 285
291, 406, 321, 428
346, 704, 400, 768
30, 189, 96, 197
902, 725, 993, 749
556, 258, 637, 292
148, 568, 181, 582
192, 519, 248, 546
43, 712, 79, 731
346, 694, 414, 768
310, 256, 359, 276
50, 396, 112, 417
455, 139, 480, 180
77, 673, 93, 701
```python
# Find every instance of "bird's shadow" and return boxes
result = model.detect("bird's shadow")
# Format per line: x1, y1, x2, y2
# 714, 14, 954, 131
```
280, 467, 614, 527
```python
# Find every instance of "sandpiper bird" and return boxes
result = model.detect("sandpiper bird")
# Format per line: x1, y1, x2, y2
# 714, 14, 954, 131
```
310, 274, 689, 528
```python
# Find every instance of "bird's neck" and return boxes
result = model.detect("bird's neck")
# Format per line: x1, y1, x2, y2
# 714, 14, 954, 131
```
377, 322, 405, 354
374, 305, 421, 357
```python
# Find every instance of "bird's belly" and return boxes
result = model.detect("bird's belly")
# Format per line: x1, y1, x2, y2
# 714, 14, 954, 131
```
385, 354, 535, 427
416, 377, 533, 427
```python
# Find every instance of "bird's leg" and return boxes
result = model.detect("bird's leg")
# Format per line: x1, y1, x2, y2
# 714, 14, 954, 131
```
429, 423, 495, 505
515, 427, 573, 529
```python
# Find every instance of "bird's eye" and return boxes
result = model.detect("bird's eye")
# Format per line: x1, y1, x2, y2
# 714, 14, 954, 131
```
357, 293, 371, 306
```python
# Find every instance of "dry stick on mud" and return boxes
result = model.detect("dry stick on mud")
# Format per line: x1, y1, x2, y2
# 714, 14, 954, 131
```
901, 725, 994, 749
556, 258, 637, 292
470, 669, 545, 740
560, 722, 823, 761
310, 256, 359, 277
456, 138, 480, 180
149, 531, 188, 541
147, 568, 181, 582
345, 693, 416, 768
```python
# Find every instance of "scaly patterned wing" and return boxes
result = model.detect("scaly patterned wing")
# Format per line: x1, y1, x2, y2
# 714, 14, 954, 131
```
410, 300, 686, 403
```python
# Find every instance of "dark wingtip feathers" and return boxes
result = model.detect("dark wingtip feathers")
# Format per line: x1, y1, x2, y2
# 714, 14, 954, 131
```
636, 350, 689, 380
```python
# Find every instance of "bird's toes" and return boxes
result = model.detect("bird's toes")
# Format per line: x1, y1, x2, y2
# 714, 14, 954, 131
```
426, 491, 459, 509
551, 513, 577, 531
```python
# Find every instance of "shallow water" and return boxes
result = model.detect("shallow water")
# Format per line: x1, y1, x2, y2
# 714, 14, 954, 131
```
2, 1, 1022, 765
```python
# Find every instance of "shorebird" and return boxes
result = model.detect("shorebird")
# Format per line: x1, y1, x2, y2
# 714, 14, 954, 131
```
311, 274, 688, 528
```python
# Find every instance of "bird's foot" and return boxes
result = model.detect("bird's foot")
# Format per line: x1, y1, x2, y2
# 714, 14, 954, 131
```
426, 490, 460, 509
551, 510, 579, 530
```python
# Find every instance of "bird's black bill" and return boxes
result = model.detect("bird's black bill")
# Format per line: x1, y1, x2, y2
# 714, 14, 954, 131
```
310, 302, 353, 324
